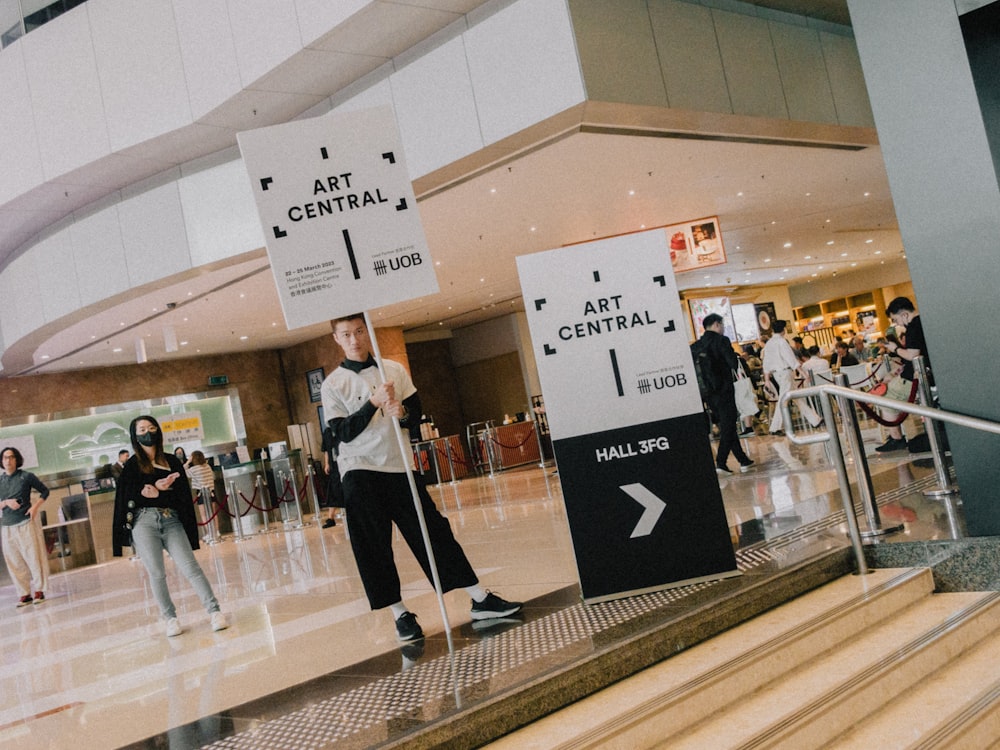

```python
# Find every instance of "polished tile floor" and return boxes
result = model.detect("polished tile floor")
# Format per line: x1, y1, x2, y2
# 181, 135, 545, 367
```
0, 416, 959, 749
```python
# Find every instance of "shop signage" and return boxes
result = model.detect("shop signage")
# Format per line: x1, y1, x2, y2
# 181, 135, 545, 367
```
237, 107, 438, 328
517, 230, 738, 602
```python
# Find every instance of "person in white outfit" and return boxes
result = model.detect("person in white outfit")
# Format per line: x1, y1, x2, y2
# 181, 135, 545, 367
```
762, 320, 822, 435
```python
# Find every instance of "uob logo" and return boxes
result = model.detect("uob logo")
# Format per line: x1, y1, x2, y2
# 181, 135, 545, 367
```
389, 253, 423, 270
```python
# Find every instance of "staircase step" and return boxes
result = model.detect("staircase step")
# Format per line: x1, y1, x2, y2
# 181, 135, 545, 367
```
485, 568, 935, 749
661, 590, 1000, 749
833, 628, 1000, 750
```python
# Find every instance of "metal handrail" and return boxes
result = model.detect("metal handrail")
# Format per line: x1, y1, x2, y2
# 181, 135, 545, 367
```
778, 368, 1000, 575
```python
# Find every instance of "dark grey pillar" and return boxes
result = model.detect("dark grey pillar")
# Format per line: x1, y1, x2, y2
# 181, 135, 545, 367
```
847, 0, 1000, 535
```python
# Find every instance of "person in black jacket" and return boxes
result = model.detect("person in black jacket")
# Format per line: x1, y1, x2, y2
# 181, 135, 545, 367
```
112, 415, 227, 637
699, 314, 755, 475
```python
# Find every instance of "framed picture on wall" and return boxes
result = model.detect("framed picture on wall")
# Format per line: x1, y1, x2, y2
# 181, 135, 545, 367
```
307, 367, 324, 403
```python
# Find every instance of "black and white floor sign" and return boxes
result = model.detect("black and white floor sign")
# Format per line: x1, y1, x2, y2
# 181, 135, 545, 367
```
517, 230, 738, 602
238, 107, 438, 328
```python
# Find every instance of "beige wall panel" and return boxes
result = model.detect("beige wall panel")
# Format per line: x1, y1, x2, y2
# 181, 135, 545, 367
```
649, 0, 731, 113
820, 31, 875, 128
770, 22, 838, 124
0, 351, 292, 452
569, 0, 667, 105
712, 10, 787, 119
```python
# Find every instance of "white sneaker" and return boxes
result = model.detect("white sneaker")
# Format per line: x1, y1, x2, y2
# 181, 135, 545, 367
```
211, 611, 229, 632
165, 617, 183, 637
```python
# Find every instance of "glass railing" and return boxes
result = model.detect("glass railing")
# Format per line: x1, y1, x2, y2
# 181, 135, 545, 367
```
1, 0, 87, 50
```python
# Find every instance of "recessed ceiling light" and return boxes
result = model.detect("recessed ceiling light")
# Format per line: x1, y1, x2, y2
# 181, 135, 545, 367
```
866, 239, 873, 244
874, 250, 882, 255
851, 262, 857, 267
841, 252, 848, 257
864, 192, 870, 197
827, 240, 835, 245
805, 192, 811, 197
490, 188, 496, 194
764, 257, 773, 264
113, 347, 123, 353
530, 227, 536, 232
180, 341, 188, 346
41, 354, 49, 359
812, 273, 818, 277
779, 276, 785, 280
818, 265, 824, 270
737, 191, 744, 197
804, 255, 812, 260
628, 190, 635, 196
782, 268, 789, 272
240, 335, 248, 341
783, 242, 792, 248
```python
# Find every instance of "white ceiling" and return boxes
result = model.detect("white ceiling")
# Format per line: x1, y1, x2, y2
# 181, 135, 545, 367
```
5, 0, 905, 377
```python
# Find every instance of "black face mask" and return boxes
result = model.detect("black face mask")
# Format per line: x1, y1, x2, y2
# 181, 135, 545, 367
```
136, 431, 158, 447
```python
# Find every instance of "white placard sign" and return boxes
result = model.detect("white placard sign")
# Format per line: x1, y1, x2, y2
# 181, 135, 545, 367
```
517, 229, 737, 603
238, 107, 438, 328
517, 230, 702, 440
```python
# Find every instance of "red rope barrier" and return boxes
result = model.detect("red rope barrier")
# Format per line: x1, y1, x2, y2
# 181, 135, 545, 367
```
486, 429, 537, 450
196, 497, 224, 526
857, 377, 920, 426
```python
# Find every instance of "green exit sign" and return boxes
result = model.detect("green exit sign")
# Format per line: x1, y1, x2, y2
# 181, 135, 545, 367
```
208, 375, 229, 386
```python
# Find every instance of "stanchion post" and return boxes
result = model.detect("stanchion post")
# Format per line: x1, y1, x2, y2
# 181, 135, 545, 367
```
814, 392, 869, 574
286, 466, 308, 529
533, 420, 546, 468
227, 480, 248, 542
198, 488, 220, 545
427, 439, 442, 487
914, 355, 958, 497
443, 438, 458, 485
484, 425, 498, 478
305, 460, 323, 526
256, 474, 272, 534
833, 373, 902, 538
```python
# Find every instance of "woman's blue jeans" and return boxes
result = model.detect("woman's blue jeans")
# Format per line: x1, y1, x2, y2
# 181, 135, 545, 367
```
130, 507, 220, 620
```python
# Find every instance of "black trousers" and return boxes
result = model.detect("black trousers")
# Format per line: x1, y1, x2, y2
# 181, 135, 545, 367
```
708, 388, 750, 468
341, 470, 478, 610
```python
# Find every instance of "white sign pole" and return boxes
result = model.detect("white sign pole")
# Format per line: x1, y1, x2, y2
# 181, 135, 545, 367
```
363, 311, 453, 643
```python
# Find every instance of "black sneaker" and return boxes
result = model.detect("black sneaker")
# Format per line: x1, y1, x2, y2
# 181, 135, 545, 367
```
399, 639, 425, 665
738, 427, 755, 437
470, 592, 523, 621
716, 465, 733, 476
321, 518, 336, 528
395, 611, 424, 641
875, 437, 908, 453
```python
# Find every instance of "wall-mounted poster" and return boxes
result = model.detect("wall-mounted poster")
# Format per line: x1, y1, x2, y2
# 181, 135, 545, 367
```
754, 302, 777, 336
732, 303, 760, 343
689, 297, 734, 340
307, 367, 325, 403
667, 216, 726, 273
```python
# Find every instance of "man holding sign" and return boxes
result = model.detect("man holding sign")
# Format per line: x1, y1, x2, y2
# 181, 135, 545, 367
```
321, 314, 523, 641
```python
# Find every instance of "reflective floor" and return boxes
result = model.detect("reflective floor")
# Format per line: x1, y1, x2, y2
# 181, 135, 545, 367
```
0, 417, 961, 749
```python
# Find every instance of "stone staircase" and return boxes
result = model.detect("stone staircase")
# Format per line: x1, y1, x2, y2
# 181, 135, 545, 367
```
485, 567, 1000, 749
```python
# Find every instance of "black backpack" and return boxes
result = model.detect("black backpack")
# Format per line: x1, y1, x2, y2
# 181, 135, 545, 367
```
691, 338, 721, 399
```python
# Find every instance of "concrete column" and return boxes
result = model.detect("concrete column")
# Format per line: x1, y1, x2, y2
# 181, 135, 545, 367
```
847, 0, 1000, 534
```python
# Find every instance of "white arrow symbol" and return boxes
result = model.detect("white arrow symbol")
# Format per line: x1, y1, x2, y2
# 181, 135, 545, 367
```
620, 483, 666, 538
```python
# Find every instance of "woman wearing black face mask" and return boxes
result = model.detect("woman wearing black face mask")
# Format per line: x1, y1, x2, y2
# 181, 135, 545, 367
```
112, 415, 227, 637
